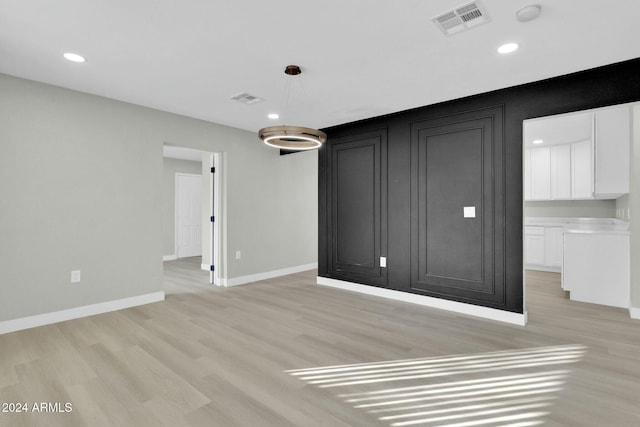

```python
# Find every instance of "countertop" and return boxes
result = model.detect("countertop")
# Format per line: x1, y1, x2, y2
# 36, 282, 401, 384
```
525, 217, 630, 234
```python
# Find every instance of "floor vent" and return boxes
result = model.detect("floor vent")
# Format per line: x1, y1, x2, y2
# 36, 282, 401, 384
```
433, 1, 490, 36
230, 92, 264, 105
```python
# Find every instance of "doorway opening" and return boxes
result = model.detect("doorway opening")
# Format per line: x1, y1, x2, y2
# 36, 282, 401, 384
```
163, 145, 222, 290
522, 102, 636, 316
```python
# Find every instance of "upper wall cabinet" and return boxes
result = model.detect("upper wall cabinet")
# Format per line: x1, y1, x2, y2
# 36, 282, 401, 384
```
594, 107, 631, 196
524, 105, 631, 201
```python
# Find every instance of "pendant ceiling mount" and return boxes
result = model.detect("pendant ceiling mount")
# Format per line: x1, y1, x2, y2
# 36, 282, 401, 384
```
258, 65, 326, 151
284, 65, 301, 76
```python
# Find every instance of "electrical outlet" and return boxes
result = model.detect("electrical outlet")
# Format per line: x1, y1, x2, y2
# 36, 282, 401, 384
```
71, 270, 81, 283
235, 250, 241, 260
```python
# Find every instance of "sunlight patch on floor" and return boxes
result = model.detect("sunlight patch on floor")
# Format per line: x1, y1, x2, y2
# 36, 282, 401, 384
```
286, 345, 586, 426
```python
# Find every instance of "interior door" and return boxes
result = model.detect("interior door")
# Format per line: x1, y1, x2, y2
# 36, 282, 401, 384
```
176, 174, 203, 258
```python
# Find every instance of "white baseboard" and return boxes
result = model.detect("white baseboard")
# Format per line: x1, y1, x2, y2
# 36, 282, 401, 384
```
317, 277, 527, 326
163, 255, 177, 261
201, 263, 210, 271
222, 263, 318, 287
0, 291, 165, 335
629, 305, 640, 319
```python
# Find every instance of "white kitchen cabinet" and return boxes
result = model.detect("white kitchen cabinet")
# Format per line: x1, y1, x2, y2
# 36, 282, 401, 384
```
525, 225, 563, 271
550, 144, 571, 199
570, 139, 593, 199
529, 147, 550, 200
562, 231, 630, 308
524, 227, 545, 266
544, 227, 564, 267
523, 104, 630, 201
594, 106, 630, 197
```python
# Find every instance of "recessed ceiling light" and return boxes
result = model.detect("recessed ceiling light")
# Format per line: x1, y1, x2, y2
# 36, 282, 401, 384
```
533, 139, 543, 144
268, 113, 279, 120
63, 52, 86, 63
497, 43, 519, 54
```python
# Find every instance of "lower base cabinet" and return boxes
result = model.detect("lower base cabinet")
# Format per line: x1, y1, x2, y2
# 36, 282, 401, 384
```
562, 231, 630, 308
525, 226, 563, 271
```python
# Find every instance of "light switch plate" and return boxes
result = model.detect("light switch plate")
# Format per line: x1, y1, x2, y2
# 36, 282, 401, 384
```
463, 206, 476, 218
380, 257, 387, 268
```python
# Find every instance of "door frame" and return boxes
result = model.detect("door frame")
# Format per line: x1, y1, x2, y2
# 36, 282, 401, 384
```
201, 152, 223, 286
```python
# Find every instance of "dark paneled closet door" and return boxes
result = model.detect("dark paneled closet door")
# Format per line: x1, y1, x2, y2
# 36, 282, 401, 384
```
411, 106, 505, 305
328, 129, 387, 286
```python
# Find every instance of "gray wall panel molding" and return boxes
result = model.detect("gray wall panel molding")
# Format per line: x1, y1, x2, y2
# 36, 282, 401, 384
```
326, 128, 388, 286
410, 106, 505, 305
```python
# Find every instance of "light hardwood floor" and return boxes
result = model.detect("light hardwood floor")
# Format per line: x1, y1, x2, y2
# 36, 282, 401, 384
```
1, 259, 639, 426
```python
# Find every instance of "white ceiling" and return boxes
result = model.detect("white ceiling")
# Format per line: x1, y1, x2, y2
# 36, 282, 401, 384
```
2, 1, 640, 134
524, 111, 593, 147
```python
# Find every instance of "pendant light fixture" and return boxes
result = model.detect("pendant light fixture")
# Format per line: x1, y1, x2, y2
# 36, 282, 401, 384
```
258, 65, 327, 150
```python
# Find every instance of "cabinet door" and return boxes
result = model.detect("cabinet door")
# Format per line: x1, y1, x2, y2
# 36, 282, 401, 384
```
524, 230, 545, 266
529, 147, 550, 200
594, 106, 630, 196
544, 227, 564, 267
571, 140, 593, 199
550, 145, 571, 200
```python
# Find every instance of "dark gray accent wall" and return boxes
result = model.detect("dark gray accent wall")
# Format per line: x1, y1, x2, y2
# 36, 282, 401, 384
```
318, 57, 640, 314
410, 107, 504, 305
327, 129, 388, 286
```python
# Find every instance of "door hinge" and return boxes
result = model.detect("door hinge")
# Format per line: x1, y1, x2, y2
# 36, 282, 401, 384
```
210, 265, 215, 272
210, 167, 215, 173
210, 216, 215, 222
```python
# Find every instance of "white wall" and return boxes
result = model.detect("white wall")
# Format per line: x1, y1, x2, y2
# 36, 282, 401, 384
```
616, 194, 630, 221
0, 73, 317, 323
524, 200, 616, 218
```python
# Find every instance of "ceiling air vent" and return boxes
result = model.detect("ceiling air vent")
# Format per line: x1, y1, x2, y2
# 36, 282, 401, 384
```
230, 92, 264, 105
433, 1, 490, 36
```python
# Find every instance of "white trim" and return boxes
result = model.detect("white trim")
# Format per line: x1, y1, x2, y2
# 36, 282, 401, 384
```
222, 263, 318, 287
0, 292, 165, 335
629, 305, 640, 319
317, 277, 528, 326
212, 152, 222, 286
200, 152, 223, 286
163, 254, 178, 261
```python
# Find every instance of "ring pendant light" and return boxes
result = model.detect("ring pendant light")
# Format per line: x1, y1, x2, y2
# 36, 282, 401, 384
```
258, 65, 327, 150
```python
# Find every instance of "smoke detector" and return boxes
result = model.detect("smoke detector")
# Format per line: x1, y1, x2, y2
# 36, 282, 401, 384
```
516, 4, 542, 22
433, 1, 490, 36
